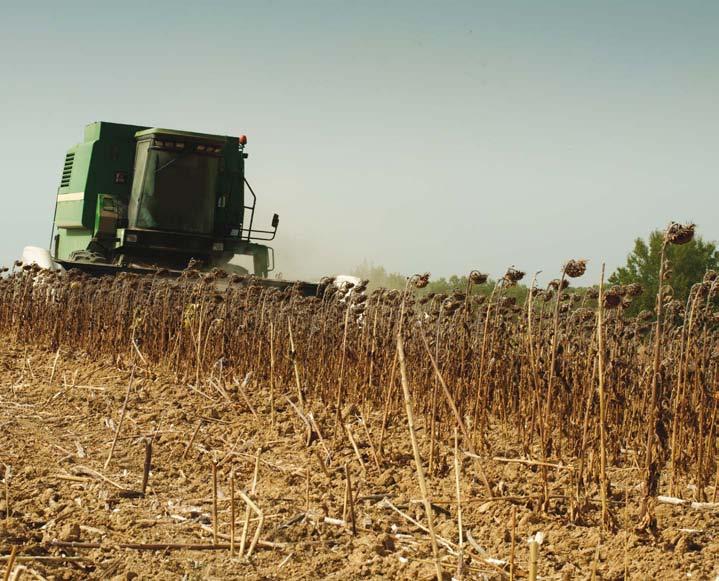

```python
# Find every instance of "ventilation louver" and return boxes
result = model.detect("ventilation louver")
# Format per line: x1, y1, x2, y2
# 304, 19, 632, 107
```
60, 153, 75, 188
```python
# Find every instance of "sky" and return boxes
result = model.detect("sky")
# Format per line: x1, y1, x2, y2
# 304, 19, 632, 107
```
1, 0, 717, 284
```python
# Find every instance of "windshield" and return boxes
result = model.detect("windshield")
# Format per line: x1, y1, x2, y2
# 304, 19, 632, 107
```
129, 140, 218, 234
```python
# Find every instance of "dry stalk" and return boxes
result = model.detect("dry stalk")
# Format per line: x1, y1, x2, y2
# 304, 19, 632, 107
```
313, 448, 332, 482
49, 348, 60, 385
453, 428, 464, 577
230, 468, 236, 557
212, 461, 219, 545
240, 448, 262, 557
104, 367, 135, 470
233, 374, 258, 419
639, 236, 670, 525
419, 331, 494, 496
305, 465, 311, 514
307, 413, 331, 460
359, 411, 382, 473
345, 424, 367, 474
509, 506, 516, 581
596, 264, 612, 530
287, 320, 305, 411
237, 489, 264, 559
141, 437, 153, 496
344, 464, 357, 536
3, 465, 10, 523
269, 321, 276, 428
181, 419, 204, 460
528, 538, 539, 581
2, 546, 17, 581
334, 306, 351, 428
397, 333, 443, 581
381, 498, 457, 553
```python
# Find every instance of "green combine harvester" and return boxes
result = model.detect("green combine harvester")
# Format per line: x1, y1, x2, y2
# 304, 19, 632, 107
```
44, 121, 317, 293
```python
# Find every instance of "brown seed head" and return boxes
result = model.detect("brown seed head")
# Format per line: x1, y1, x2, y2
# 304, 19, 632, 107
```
665, 222, 695, 245
469, 270, 488, 285
413, 273, 431, 289
603, 288, 622, 309
503, 267, 525, 286
564, 259, 587, 278
625, 283, 644, 297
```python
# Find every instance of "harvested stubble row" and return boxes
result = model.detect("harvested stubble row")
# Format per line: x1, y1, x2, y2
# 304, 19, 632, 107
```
0, 239, 718, 578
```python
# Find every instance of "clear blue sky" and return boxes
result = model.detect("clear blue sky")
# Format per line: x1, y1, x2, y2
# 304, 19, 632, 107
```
1, 0, 717, 283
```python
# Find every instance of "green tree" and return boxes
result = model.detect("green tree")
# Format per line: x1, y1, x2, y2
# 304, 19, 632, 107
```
609, 230, 719, 315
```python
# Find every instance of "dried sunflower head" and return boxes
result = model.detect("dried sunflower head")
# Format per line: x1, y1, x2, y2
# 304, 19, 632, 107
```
387, 289, 401, 301
603, 288, 622, 309
665, 299, 685, 319
548, 279, 569, 291
665, 222, 695, 245
637, 309, 653, 322
625, 283, 644, 297
572, 308, 595, 323
564, 259, 587, 278
354, 279, 369, 293
503, 267, 525, 286
442, 299, 461, 313
469, 270, 488, 285
413, 273, 431, 289
352, 293, 368, 304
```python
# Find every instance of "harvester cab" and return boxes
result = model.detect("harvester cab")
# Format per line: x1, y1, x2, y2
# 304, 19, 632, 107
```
51, 121, 279, 277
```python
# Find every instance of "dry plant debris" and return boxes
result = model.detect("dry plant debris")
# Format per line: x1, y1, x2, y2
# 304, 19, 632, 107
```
1, 226, 719, 579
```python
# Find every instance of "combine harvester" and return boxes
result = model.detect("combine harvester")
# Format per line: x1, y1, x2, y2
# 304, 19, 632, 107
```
24, 121, 341, 294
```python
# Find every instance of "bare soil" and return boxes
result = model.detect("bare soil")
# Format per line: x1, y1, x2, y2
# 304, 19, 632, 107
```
1, 344, 718, 580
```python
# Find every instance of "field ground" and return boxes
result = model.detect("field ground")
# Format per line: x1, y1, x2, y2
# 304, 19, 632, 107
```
1, 343, 719, 580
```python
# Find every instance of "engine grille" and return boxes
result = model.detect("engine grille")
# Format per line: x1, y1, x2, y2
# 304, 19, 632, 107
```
60, 152, 75, 188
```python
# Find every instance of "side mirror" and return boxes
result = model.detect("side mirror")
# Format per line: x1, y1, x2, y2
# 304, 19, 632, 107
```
271, 213, 280, 229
